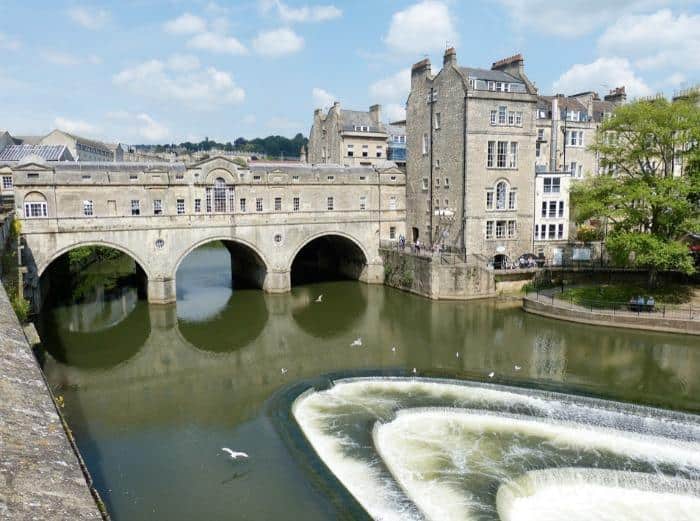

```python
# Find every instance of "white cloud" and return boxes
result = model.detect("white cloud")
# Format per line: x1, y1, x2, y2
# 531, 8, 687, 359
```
598, 10, 700, 71
552, 57, 652, 98
106, 111, 170, 142
68, 7, 109, 30
662, 72, 687, 88
163, 13, 207, 34
496, 0, 676, 37
384, 103, 406, 123
0, 32, 20, 50
41, 50, 81, 66
384, 1, 458, 54
253, 28, 304, 56
312, 87, 336, 109
369, 68, 411, 103
187, 31, 248, 55
166, 54, 200, 72
113, 58, 245, 108
54, 116, 99, 135
266, 116, 303, 132
260, 0, 342, 23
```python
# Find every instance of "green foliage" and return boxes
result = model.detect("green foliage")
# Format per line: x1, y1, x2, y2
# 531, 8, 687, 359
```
10, 293, 30, 323
67, 246, 124, 272
572, 97, 700, 280
138, 133, 308, 159
606, 232, 695, 276
559, 283, 693, 307
384, 257, 413, 289
576, 225, 602, 242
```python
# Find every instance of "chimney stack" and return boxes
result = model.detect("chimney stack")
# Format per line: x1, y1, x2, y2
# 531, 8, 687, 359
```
604, 86, 627, 105
369, 104, 381, 125
443, 47, 457, 67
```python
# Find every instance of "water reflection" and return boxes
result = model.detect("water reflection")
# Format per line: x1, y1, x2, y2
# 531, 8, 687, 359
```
36, 245, 700, 521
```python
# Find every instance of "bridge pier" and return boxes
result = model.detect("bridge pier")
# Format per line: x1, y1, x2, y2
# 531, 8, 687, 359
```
263, 270, 291, 294
359, 262, 385, 285
147, 277, 177, 305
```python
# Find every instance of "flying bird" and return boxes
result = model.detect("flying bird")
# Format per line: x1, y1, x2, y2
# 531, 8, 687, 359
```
350, 337, 362, 347
222, 448, 249, 460
488, 371, 495, 378
315, 294, 323, 303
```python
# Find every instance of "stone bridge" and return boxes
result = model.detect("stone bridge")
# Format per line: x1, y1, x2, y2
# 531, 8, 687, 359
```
10, 156, 406, 306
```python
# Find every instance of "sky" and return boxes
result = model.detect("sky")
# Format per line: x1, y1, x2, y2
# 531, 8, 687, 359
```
1, 0, 699, 144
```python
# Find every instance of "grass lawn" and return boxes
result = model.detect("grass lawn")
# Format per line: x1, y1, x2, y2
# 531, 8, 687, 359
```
557, 283, 695, 308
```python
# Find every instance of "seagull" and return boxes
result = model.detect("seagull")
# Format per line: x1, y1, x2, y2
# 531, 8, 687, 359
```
350, 337, 363, 347
514, 365, 521, 371
222, 448, 248, 460
280, 368, 288, 375
412, 367, 417, 374
315, 294, 323, 303
488, 371, 495, 378
455, 352, 460, 359
391, 346, 397, 352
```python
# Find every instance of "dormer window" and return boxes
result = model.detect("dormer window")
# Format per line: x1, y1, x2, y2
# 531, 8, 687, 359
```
353, 125, 370, 132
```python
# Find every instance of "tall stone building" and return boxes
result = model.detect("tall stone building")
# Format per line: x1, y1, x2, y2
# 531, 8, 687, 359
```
533, 89, 623, 257
406, 49, 537, 265
308, 103, 389, 166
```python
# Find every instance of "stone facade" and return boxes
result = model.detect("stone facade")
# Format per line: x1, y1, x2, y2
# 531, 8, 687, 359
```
10, 156, 406, 305
407, 49, 537, 265
308, 103, 390, 166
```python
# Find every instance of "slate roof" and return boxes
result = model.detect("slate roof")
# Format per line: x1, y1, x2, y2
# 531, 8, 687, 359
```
0, 144, 74, 162
339, 110, 386, 133
460, 67, 524, 84
592, 100, 617, 122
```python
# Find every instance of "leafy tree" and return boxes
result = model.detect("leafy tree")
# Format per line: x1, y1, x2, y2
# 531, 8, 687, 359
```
571, 95, 700, 285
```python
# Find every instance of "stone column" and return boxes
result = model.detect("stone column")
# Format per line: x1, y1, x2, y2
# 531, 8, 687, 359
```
147, 276, 177, 304
263, 270, 291, 293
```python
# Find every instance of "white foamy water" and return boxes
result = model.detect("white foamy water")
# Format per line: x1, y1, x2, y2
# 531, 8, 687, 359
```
497, 469, 700, 521
292, 378, 700, 521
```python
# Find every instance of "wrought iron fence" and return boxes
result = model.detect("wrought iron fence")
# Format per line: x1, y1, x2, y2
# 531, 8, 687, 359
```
526, 287, 699, 321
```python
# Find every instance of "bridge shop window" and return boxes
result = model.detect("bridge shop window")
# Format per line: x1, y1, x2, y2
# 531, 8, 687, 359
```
274, 197, 282, 211
293, 197, 300, 212
194, 198, 201, 213
177, 198, 185, 215
256, 197, 263, 212
359, 195, 367, 211
327, 196, 334, 211
131, 200, 140, 216
240, 198, 246, 212
153, 199, 163, 215
213, 178, 227, 212
2, 175, 12, 190
23, 192, 48, 218
83, 200, 94, 217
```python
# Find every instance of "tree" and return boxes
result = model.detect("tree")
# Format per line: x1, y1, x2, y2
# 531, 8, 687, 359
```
571, 96, 700, 286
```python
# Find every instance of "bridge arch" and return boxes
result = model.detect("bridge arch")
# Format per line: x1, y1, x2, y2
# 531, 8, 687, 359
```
37, 240, 153, 280
289, 231, 370, 286
173, 236, 271, 291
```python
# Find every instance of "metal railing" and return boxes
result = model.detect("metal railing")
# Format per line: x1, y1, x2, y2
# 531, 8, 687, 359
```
526, 287, 699, 321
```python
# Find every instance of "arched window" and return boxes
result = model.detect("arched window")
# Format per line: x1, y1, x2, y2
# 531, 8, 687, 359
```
23, 192, 48, 218
213, 178, 227, 212
496, 181, 507, 210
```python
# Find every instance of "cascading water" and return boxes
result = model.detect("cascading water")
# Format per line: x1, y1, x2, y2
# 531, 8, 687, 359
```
292, 377, 700, 521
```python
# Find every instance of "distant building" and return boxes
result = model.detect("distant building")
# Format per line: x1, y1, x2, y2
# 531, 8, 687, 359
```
386, 121, 406, 168
39, 129, 113, 162
407, 48, 537, 265
308, 103, 390, 166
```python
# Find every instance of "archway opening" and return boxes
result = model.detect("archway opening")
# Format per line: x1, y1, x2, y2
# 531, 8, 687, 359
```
175, 240, 268, 321
36, 245, 150, 368
291, 235, 367, 286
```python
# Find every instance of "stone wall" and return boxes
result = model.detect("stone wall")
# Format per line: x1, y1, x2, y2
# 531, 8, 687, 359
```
381, 249, 495, 300
0, 283, 102, 519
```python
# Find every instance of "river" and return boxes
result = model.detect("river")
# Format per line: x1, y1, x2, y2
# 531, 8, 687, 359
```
37, 244, 700, 520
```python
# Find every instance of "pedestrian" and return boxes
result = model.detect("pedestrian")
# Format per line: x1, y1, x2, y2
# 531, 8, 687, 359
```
415, 239, 421, 253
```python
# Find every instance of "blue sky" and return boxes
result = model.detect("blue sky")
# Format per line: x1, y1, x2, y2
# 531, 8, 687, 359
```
1, 0, 699, 144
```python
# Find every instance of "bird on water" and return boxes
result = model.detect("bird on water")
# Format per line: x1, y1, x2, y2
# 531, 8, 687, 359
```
315, 294, 323, 303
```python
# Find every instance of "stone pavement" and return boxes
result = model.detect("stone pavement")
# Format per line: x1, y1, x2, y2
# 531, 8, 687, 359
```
0, 284, 102, 520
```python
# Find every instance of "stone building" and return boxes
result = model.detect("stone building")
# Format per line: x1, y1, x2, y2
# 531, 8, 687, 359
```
39, 129, 114, 162
533, 89, 623, 257
308, 103, 389, 166
386, 121, 407, 168
406, 48, 537, 266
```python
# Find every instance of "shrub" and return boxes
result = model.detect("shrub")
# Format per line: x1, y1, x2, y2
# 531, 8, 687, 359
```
11, 293, 30, 323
